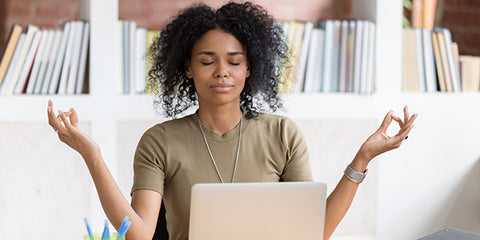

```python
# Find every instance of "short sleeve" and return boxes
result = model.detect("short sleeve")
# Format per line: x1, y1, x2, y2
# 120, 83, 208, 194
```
131, 125, 167, 196
280, 117, 313, 182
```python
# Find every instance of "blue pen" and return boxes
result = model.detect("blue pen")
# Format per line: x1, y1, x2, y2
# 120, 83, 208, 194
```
117, 216, 132, 240
101, 219, 110, 240
83, 218, 95, 240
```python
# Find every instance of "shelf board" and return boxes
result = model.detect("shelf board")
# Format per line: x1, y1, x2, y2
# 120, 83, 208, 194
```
2, 93, 480, 121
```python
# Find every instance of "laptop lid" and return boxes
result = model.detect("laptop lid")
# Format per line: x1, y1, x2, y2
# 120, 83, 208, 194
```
188, 182, 327, 240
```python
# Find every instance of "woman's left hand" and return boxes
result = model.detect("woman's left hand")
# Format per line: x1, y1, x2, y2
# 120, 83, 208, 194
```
357, 106, 418, 164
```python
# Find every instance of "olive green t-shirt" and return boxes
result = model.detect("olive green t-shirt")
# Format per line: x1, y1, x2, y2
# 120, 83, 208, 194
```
131, 112, 313, 240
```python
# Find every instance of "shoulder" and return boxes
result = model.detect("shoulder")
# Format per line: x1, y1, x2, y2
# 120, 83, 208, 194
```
140, 113, 196, 142
249, 112, 300, 131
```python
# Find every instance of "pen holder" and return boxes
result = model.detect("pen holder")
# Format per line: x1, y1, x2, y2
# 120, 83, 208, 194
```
83, 233, 124, 240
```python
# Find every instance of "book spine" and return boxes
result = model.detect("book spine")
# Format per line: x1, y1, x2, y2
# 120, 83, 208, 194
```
0, 34, 25, 95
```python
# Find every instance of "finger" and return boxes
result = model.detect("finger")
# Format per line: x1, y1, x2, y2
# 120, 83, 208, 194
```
395, 123, 415, 142
69, 108, 79, 128
398, 114, 418, 136
48, 100, 62, 131
406, 113, 418, 125
377, 110, 393, 132
392, 115, 404, 128
403, 105, 410, 122
58, 110, 74, 131
397, 114, 417, 138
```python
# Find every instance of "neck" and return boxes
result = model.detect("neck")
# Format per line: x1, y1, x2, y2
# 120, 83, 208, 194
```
197, 104, 242, 135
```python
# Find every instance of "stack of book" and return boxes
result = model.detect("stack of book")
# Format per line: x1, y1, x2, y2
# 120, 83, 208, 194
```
402, 27, 480, 92
0, 21, 90, 95
277, 19, 376, 95
117, 19, 376, 96
118, 20, 160, 95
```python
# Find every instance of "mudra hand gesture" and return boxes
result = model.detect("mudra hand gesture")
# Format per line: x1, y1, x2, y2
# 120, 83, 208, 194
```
357, 105, 418, 164
47, 99, 101, 161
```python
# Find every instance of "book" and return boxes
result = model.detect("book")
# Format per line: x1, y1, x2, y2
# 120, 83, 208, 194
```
303, 28, 324, 92
134, 27, 147, 94
33, 30, 55, 94
66, 21, 85, 94
277, 21, 291, 93
415, 28, 426, 92
287, 21, 306, 93
319, 20, 334, 92
442, 28, 461, 92
338, 20, 349, 92
431, 31, 446, 91
278, 21, 295, 93
57, 21, 77, 94
294, 21, 313, 93
14, 30, 43, 94
451, 42, 460, 83
402, 28, 420, 92
128, 21, 137, 94
122, 20, 130, 93
422, 28, 437, 92
0, 33, 25, 95
4, 24, 38, 95
49, 22, 71, 94
346, 21, 356, 92
25, 30, 52, 94
117, 20, 124, 94
360, 21, 371, 94
435, 29, 453, 92
145, 30, 160, 94
75, 22, 90, 94
365, 21, 376, 94
459, 56, 480, 92
353, 21, 363, 93
0, 24, 23, 86
39, 30, 62, 94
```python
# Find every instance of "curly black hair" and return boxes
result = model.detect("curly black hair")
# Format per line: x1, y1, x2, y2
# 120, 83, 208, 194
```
148, 1, 289, 119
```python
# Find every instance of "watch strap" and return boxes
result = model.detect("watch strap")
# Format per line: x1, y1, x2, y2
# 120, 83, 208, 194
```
344, 164, 368, 183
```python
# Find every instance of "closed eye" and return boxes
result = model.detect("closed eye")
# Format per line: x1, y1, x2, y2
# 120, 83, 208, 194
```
230, 62, 240, 66
201, 62, 214, 66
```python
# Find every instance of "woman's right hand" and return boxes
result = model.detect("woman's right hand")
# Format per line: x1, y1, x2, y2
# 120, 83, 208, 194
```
47, 99, 101, 161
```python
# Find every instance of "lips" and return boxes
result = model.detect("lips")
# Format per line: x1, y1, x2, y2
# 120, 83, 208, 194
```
211, 83, 234, 92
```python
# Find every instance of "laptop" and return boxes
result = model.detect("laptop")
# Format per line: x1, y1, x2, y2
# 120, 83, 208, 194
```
188, 182, 327, 240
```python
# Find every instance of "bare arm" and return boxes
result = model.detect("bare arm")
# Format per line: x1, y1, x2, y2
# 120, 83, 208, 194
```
47, 100, 162, 240
323, 106, 418, 239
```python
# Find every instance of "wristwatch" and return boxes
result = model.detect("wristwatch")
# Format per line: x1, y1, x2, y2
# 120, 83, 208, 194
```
344, 164, 368, 183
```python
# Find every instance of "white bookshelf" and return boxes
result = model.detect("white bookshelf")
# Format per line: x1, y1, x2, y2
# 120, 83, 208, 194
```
2, 0, 480, 239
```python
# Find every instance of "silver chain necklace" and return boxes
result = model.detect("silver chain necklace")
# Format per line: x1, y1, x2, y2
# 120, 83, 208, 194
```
197, 114, 242, 183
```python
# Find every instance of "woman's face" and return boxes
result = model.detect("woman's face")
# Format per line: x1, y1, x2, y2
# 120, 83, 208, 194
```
186, 29, 250, 108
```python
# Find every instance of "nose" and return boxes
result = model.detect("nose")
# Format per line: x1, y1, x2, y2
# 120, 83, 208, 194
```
216, 72, 228, 78
215, 62, 229, 78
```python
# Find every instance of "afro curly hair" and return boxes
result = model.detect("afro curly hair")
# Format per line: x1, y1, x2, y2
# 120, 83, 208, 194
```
148, 1, 289, 119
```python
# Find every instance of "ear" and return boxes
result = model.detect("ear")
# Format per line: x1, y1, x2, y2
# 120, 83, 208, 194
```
246, 62, 250, 78
185, 60, 193, 79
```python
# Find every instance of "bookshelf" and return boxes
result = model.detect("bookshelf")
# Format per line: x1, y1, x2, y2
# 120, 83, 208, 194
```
2, 0, 480, 239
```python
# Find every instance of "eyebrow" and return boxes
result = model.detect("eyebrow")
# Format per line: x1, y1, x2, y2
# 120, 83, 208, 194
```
197, 51, 244, 56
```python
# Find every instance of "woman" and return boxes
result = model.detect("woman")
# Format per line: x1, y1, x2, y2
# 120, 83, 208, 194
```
47, 2, 417, 240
